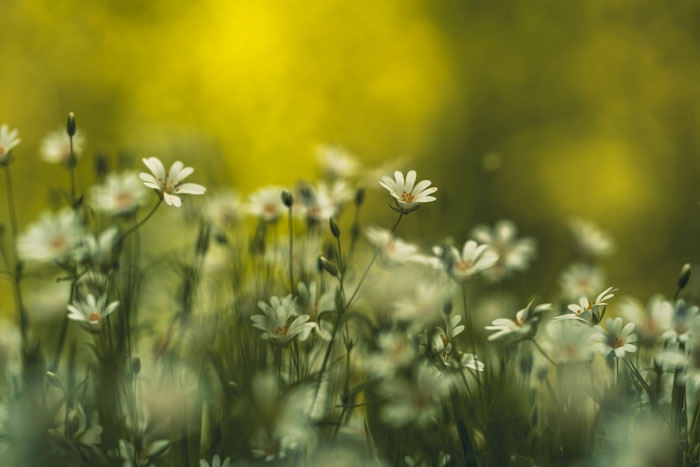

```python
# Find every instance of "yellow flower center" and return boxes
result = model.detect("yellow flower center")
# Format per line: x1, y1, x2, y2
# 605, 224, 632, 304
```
88, 312, 101, 323
400, 191, 415, 203
274, 325, 289, 336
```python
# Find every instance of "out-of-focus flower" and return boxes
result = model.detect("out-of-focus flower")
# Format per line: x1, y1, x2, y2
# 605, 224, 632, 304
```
470, 219, 537, 281
379, 170, 437, 213
297, 180, 354, 224
559, 262, 606, 302
662, 299, 699, 344
316, 144, 360, 180
364, 330, 417, 378
393, 282, 451, 330
139, 157, 206, 207
204, 190, 243, 229
91, 171, 150, 216
365, 226, 432, 266
555, 286, 616, 324
117, 438, 170, 467
618, 295, 673, 348
591, 317, 637, 358
199, 455, 231, 467
40, 127, 85, 165
378, 363, 451, 427
435, 240, 499, 282
74, 227, 120, 272
67, 294, 119, 333
17, 208, 84, 264
543, 321, 593, 363
485, 301, 552, 341
297, 282, 335, 340
569, 217, 615, 257
0, 124, 20, 165
247, 186, 287, 222
252, 295, 315, 345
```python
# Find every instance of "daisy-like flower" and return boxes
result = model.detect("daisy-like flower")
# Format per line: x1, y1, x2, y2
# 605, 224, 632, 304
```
204, 190, 243, 229
73, 227, 120, 272
393, 282, 451, 330
662, 299, 699, 344
555, 286, 616, 324
296, 281, 335, 340
0, 124, 20, 165
17, 208, 85, 264
618, 295, 673, 348
543, 321, 594, 363
297, 180, 354, 224
431, 319, 484, 371
139, 157, 206, 207
379, 170, 437, 213
251, 295, 315, 345
365, 226, 428, 265
590, 317, 637, 358
67, 294, 120, 333
364, 330, 418, 378
569, 217, 615, 257
199, 455, 231, 467
559, 262, 606, 302
316, 144, 360, 180
485, 301, 552, 341
91, 171, 150, 216
436, 240, 499, 283
470, 219, 537, 281
40, 127, 85, 165
246, 186, 287, 222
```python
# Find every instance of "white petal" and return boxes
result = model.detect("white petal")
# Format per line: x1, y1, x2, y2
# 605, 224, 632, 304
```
142, 157, 165, 179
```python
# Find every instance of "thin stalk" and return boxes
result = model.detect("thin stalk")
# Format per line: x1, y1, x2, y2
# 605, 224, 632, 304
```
120, 198, 163, 241
287, 206, 294, 293
529, 338, 557, 367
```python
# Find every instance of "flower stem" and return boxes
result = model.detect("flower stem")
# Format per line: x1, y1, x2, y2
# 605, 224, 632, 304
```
120, 197, 163, 241
287, 205, 294, 294
529, 338, 557, 367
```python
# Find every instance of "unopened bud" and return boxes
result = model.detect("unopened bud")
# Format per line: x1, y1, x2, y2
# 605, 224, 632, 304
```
329, 217, 341, 238
66, 112, 77, 137
281, 190, 294, 208
131, 355, 141, 375
45, 371, 64, 390
443, 301, 453, 316
354, 187, 365, 207
318, 256, 339, 277
678, 263, 692, 291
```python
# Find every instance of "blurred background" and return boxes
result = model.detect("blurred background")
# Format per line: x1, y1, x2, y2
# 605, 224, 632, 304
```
2, 0, 700, 303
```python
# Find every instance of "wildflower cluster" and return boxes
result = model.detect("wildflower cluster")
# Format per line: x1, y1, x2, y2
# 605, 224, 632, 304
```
0, 116, 698, 467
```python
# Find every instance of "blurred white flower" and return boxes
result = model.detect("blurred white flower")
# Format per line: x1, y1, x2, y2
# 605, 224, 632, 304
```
485, 301, 552, 341
74, 226, 120, 271
316, 144, 360, 180
297, 281, 335, 340
204, 190, 243, 229
569, 217, 615, 257
364, 330, 417, 378
0, 124, 20, 164
91, 171, 150, 216
40, 127, 85, 165
378, 363, 451, 427
662, 299, 699, 344
470, 219, 537, 281
543, 321, 593, 363
591, 317, 637, 358
246, 186, 287, 222
436, 240, 499, 282
393, 282, 451, 329
67, 294, 119, 333
618, 295, 673, 347
17, 208, 84, 264
252, 295, 315, 345
365, 226, 429, 266
139, 157, 206, 207
379, 170, 437, 213
200, 455, 231, 467
559, 262, 606, 302
297, 180, 354, 224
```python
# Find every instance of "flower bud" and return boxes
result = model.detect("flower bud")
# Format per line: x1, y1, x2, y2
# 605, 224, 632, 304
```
281, 190, 294, 208
66, 112, 77, 137
329, 217, 341, 239
354, 187, 365, 207
318, 256, 339, 277
131, 355, 141, 375
45, 371, 64, 390
678, 263, 692, 291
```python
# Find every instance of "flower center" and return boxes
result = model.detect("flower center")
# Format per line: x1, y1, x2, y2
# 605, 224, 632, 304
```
400, 191, 415, 203
88, 312, 101, 323
610, 336, 624, 348
274, 325, 289, 336
0, 147, 5, 156
50, 235, 68, 253
454, 258, 473, 272
115, 192, 134, 208
514, 315, 526, 327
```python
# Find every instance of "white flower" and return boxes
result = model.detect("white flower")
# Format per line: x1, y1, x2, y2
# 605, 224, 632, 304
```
555, 286, 616, 323
296, 282, 335, 340
662, 299, 699, 344
365, 226, 427, 265
67, 294, 120, 332
485, 301, 552, 341
559, 262, 605, 302
297, 180, 354, 224
204, 190, 243, 228
17, 208, 84, 264
436, 240, 499, 282
470, 219, 537, 281
393, 282, 451, 329
316, 144, 360, 180
139, 157, 206, 207
379, 170, 437, 213
91, 171, 150, 216
591, 317, 637, 358
618, 295, 673, 347
40, 127, 85, 165
569, 217, 615, 257
543, 321, 593, 363
246, 186, 287, 222
365, 330, 418, 378
252, 295, 315, 345
378, 363, 451, 427
200, 455, 230, 467
74, 227, 120, 271
0, 124, 20, 164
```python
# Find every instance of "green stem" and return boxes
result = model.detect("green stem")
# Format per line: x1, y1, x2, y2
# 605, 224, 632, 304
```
288, 206, 294, 294
529, 338, 557, 367
120, 198, 163, 241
